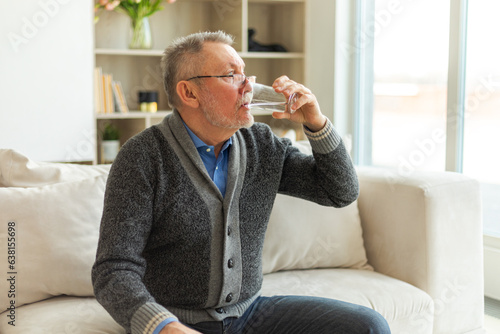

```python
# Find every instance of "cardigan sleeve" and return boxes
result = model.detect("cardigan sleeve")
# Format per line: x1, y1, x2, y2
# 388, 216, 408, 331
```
91, 134, 178, 334
278, 119, 359, 208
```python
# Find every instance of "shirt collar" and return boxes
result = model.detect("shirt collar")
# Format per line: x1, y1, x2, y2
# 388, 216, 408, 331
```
183, 121, 233, 151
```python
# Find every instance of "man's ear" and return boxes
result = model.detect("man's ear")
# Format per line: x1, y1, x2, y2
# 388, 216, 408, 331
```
176, 81, 200, 108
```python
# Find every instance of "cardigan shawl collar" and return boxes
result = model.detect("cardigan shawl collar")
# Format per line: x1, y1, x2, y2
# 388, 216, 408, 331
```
155, 110, 250, 322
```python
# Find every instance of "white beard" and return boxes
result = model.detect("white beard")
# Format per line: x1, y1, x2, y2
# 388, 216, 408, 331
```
200, 89, 254, 129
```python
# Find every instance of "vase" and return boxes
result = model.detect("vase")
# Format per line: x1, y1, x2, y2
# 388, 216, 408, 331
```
129, 16, 152, 49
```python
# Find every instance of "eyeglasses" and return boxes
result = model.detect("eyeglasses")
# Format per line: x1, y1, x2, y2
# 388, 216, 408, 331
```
186, 74, 256, 87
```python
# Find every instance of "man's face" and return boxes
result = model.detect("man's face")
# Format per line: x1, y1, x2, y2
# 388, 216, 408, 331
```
197, 42, 254, 129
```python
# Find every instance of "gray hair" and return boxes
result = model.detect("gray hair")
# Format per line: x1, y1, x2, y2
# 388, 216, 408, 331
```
160, 31, 234, 109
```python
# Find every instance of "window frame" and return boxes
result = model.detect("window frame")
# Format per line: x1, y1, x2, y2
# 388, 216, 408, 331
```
445, 0, 469, 173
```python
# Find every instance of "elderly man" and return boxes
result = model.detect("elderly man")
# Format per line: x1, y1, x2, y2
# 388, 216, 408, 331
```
92, 31, 390, 334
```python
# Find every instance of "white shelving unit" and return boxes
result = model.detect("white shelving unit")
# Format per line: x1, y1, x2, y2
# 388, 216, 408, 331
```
94, 0, 307, 163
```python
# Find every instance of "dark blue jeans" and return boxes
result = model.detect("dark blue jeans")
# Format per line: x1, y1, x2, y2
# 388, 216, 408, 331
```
188, 295, 391, 334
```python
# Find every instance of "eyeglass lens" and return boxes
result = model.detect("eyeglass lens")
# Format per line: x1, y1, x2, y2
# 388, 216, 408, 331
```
235, 74, 256, 87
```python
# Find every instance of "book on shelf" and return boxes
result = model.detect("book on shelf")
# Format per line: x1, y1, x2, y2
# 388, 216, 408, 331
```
94, 67, 129, 114
112, 81, 129, 113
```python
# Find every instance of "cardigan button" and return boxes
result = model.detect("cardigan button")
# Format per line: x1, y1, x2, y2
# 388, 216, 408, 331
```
228, 259, 234, 268
227, 226, 232, 236
226, 293, 233, 303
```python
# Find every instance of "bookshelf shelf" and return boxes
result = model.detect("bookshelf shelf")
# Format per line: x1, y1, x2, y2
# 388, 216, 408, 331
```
240, 52, 305, 59
95, 48, 305, 59
95, 48, 164, 57
249, 0, 305, 3
96, 111, 172, 119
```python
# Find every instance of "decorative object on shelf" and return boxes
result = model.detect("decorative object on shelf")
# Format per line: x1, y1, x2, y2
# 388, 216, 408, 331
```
138, 91, 158, 112
101, 123, 120, 163
129, 16, 152, 49
248, 28, 288, 52
94, 0, 177, 49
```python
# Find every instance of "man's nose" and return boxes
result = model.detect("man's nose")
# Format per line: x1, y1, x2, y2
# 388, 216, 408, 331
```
240, 76, 255, 94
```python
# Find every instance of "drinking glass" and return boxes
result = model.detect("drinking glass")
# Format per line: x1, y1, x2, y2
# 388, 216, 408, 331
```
248, 81, 298, 114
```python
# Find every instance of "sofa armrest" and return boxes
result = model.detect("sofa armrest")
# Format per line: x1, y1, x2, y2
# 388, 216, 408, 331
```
356, 166, 484, 333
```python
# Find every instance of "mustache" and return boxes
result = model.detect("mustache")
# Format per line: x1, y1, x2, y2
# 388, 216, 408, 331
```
238, 91, 253, 106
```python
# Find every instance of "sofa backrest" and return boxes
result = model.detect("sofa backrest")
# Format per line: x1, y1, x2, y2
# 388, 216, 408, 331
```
0, 149, 111, 310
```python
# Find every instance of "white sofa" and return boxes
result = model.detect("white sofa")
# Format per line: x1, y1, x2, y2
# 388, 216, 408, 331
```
0, 148, 484, 333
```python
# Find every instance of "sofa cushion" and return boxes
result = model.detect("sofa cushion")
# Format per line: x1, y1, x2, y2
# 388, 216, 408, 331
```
262, 268, 434, 334
262, 194, 371, 274
0, 296, 124, 333
261, 140, 371, 274
0, 149, 110, 187
0, 174, 106, 309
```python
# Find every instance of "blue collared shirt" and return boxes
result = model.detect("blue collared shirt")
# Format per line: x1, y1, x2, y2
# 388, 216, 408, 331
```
183, 122, 232, 197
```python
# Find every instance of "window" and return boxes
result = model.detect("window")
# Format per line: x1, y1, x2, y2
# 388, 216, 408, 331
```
463, 0, 500, 237
350, 0, 500, 237
371, 0, 450, 174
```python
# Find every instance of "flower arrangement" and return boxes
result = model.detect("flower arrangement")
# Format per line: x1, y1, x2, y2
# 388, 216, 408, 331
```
94, 0, 176, 23
94, 0, 177, 49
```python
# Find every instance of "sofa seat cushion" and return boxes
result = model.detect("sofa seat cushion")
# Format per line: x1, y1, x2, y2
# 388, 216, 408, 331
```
262, 268, 434, 334
0, 271, 432, 334
0, 296, 124, 334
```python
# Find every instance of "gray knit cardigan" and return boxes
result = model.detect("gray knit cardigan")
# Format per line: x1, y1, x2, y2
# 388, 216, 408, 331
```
91, 110, 359, 334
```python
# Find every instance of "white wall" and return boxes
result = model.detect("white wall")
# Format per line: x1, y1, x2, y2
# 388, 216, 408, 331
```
0, 0, 94, 162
